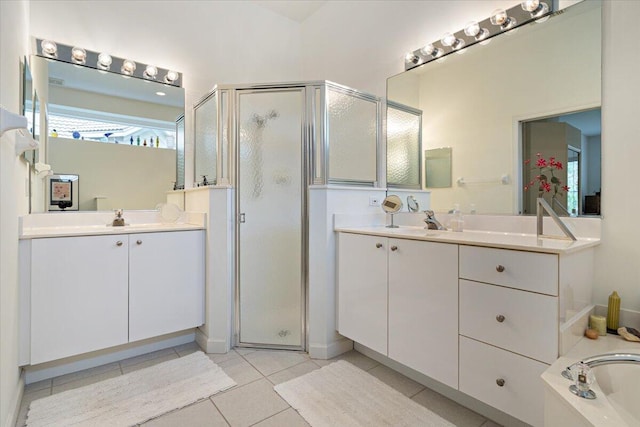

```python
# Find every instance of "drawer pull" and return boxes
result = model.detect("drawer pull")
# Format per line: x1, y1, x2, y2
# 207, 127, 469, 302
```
376, 243, 383, 248
116, 241, 123, 247
136, 240, 143, 245
496, 378, 505, 387
496, 265, 505, 272
496, 314, 506, 323
390, 245, 398, 252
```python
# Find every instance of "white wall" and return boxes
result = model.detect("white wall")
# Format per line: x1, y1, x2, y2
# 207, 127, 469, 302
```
596, 0, 640, 312
0, 1, 31, 425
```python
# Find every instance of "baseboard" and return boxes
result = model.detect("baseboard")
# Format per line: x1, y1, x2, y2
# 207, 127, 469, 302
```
354, 343, 529, 427
195, 329, 229, 354
308, 337, 353, 360
5, 371, 24, 427
24, 331, 195, 384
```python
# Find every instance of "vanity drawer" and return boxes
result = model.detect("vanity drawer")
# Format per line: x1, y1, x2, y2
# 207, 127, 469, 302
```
459, 279, 558, 364
459, 336, 548, 427
459, 245, 558, 295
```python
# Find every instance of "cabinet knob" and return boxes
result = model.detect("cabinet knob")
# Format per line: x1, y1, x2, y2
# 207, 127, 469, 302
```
390, 245, 398, 252
496, 265, 505, 273
496, 378, 505, 387
496, 314, 506, 323
136, 240, 143, 245
376, 243, 383, 248
116, 241, 123, 246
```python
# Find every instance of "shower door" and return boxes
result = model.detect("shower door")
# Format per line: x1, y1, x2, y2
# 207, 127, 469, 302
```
236, 88, 306, 349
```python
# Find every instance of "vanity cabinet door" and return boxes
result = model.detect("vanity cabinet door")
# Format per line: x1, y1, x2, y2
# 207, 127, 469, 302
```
30, 235, 129, 364
388, 239, 459, 389
128, 230, 205, 342
337, 233, 388, 355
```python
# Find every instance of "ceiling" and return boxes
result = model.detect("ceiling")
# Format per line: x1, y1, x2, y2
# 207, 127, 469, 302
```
252, 1, 327, 22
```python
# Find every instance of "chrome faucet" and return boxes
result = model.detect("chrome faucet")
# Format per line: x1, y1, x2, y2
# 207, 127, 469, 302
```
112, 209, 125, 226
423, 210, 446, 230
561, 352, 640, 399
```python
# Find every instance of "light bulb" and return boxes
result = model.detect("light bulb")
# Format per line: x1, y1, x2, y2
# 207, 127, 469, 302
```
420, 44, 443, 58
441, 32, 464, 50
404, 52, 420, 64
464, 21, 480, 37
491, 8, 516, 31
420, 44, 435, 56
71, 47, 86, 64
464, 21, 489, 41
490, 9, 508, 26
521, 0, 540, 12
41, 40, 57, 58
97, 53, 112, 70
164, 70, 179, 84
144, 65, 158, 80
121, 59, 136, 75
441, 32, 456, 47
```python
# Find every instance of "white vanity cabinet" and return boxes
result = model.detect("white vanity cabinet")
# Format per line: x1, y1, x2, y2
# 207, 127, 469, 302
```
30, 235, 130, 365
387, 238, 458, 389
23, 229, 204, 365
337, 233, 388, 355
458, 245, 560, 427
129, 231, 205, 341
336, 227, 597, 427
337, 232, 459, 388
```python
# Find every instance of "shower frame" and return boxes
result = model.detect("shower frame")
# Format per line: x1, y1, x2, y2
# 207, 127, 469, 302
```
193, 81, 382, 351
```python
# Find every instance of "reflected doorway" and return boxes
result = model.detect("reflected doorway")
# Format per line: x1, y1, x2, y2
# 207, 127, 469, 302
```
521, 108, 601, 216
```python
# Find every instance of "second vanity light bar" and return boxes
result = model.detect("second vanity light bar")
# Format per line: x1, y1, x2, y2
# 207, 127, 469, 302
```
35, 38, 182, 87
404, 0, 553, 71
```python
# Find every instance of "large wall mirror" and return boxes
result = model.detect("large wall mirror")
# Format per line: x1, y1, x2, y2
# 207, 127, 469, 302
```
29, 54, 184, 212
387, 0, 601, 216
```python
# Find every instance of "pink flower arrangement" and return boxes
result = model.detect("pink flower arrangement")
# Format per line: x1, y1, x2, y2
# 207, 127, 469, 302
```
524, 153, 569, 199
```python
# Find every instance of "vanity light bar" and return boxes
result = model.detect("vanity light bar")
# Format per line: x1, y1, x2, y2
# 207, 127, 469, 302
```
404, 1, 553, 71
35, 38, 182, 87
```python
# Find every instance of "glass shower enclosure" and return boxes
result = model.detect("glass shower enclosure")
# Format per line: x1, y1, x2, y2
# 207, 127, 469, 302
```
194, 81, 380, 350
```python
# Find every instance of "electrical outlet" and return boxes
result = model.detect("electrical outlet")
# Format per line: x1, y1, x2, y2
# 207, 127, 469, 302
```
369, 196, 381, 207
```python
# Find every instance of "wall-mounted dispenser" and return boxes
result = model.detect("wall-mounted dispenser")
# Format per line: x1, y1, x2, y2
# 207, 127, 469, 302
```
0, 106, 39, 156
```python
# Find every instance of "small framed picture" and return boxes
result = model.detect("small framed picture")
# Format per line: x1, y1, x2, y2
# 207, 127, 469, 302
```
47, 174, 79, 211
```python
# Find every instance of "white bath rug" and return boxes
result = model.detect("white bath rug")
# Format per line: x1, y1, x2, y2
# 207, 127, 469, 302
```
26, 351, 236, 427
274, 360, 455, 426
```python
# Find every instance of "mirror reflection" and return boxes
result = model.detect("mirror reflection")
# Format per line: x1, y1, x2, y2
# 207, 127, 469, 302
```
30, 55, 185, 212
386, 0, 601, 216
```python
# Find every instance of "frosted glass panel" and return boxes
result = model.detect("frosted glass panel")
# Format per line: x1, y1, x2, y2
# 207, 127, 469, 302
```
175, 116, 185, 188
387, 104, 421, 188
194, 94, 217, 185
327, 88, 377, 182
238, 89, 304, 347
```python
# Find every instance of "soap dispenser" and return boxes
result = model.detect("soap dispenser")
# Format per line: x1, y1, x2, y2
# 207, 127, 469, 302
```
451, 204, 464, 232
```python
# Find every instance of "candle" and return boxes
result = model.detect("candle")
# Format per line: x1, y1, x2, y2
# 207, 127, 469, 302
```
590, 315, 607, 336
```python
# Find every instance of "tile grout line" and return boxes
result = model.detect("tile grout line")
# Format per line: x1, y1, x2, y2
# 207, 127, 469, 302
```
248, 406, 292, 426
209, 396, 232, 426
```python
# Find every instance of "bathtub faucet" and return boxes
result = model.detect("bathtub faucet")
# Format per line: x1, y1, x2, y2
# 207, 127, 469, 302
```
563, 352, 640, 379
561, 352, 640, 399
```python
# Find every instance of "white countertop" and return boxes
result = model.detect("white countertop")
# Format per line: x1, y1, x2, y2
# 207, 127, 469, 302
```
20, 223, 204, 239
542, 334, 640, 427
334, 226, 599, 254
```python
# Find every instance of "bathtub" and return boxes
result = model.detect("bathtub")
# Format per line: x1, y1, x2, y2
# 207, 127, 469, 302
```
542, 335, 640, 426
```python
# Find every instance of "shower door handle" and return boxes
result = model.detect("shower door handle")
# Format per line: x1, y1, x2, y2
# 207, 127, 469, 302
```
239, 213, 246, 223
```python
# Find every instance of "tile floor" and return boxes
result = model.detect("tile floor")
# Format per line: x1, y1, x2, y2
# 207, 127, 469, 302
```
16, 342, 502, 427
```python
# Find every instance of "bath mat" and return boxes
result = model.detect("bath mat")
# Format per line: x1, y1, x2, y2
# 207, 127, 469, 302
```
26, 351, 236, 427
274, 360, 455, 426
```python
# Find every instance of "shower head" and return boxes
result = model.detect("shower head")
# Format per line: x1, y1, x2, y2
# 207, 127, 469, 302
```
251, 110, 279, 128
